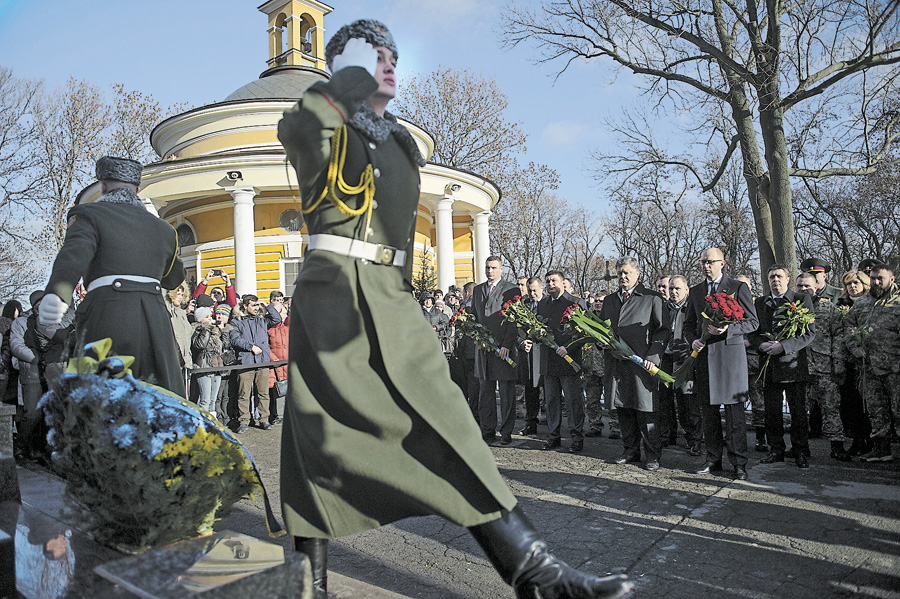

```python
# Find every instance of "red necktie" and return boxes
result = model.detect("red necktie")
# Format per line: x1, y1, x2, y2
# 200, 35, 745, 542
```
622, 290, 629, 303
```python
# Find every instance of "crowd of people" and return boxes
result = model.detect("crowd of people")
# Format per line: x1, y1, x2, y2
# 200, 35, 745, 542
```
415, 251, 898, 474
0, 267, 294, 459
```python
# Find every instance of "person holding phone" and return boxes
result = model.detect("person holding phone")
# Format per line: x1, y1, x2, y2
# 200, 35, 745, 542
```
194, 268, 237, 308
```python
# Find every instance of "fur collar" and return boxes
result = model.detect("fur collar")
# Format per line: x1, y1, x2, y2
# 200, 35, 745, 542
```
96, 188, 145, 208
350, 104, 425, 167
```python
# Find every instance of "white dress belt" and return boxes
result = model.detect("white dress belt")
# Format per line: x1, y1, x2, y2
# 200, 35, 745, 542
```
307, 234, 406, 267
89, 274, 161, 291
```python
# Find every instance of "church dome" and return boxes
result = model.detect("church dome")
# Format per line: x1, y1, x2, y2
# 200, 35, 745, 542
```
224, 65, 328, 102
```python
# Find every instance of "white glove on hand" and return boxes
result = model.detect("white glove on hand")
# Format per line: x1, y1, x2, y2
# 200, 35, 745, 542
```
330, 38, 377, 77
38, 293, 69, 326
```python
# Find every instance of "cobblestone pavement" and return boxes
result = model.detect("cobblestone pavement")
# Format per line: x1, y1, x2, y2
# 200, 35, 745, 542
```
221, 417, 900, 599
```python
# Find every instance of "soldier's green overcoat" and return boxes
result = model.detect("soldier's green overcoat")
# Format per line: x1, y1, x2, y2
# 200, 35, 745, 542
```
277, 67, 516, 538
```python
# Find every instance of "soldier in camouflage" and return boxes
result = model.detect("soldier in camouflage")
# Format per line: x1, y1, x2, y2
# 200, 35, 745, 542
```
796, 274, 851, 461
845, 263, 899, 462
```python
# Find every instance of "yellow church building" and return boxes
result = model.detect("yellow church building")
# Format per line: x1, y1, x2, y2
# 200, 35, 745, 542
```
81, 0, 500, 297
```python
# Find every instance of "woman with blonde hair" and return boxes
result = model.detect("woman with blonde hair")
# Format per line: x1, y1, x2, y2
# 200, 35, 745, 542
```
839, 270, 870, 306
839, 269, 872, 456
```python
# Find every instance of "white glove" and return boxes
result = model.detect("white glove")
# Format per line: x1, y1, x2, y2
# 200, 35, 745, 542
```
330, 38, 377, 77
38, 293, 69, 326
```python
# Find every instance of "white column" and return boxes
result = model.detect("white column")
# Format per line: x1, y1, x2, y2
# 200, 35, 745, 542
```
473, 211, 491, 284
228, 186, 259, 296
435, 196, 456, 292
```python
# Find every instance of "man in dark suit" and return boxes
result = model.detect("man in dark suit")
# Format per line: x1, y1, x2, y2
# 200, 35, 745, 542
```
750, 264, 817, 468
684, 247, 758, 480
471, 256, 520, 444
599, 257, 670, 471
537, 270, 586, 452
516, 276, 545, 436
664, 275, 702, 455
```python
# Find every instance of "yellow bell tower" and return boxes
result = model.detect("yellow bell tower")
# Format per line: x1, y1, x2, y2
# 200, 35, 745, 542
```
259, 0, 332, 72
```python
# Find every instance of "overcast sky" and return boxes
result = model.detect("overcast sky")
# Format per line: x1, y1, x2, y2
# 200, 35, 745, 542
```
0, 0, 649, 212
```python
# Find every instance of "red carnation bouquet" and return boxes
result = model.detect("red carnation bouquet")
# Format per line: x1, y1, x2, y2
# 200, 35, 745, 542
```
673, 291, 746, 387
450, 308, 516, 367
501, 296, 580, 372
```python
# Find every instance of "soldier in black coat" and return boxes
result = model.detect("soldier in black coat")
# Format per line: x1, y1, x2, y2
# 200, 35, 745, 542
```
39, 157, 185, 394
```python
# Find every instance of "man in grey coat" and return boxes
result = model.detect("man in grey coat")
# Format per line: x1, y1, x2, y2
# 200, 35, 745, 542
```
684, 247, 759, 480
599, 257, 670, 471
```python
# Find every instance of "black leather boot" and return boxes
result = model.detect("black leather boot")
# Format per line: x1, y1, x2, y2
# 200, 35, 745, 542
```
469, 507, 633, 599
293, 537, 329, 599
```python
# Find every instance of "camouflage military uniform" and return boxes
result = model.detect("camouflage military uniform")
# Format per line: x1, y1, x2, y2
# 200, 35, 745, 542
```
805, 297, 848, 441
582, 343, 619, 435
845, 284, 900, 440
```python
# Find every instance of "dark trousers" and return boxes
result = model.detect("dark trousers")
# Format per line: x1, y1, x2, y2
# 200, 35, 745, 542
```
659, 355, 678, 441
237, 368, 270, 425
617, 407, 661, 462
765, 381, 809, 454
677, 391, 703, 445
701, 403, 748, 467
522, 378, 541, 427
215, 374, 232, 421
462, 357, 480, 423
478, 378, 516, 436
544, 374, 584, 442
841, 363, 871, 441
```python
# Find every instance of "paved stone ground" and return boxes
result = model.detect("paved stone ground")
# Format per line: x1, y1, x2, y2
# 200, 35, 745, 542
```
215, 419, 900, 599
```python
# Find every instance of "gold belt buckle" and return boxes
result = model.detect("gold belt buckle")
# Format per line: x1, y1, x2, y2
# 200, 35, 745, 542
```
373, 244, 396, 265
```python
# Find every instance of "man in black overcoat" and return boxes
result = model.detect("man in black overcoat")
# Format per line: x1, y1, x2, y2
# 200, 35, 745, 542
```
750, 264, 817, 468
537, 270, 586, 452
516, 276, 546, 436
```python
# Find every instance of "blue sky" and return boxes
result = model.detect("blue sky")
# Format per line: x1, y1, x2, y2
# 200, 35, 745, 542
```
0, 0, 646, 212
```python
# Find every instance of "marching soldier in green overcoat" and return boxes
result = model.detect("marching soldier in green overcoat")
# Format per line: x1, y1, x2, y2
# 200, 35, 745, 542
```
39, 157, 185, 395
277, 19, 632, 599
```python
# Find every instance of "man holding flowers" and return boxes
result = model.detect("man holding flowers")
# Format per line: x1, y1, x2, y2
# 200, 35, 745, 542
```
598, 256, 671, 471
684, 248, 758, 480
749, 264, 816, 468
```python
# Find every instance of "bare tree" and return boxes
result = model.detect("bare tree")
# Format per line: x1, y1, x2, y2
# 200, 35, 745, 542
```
393, 67, 528, 190
0, 67, 45, 300
30, 77, 109, 252
602, 164, 708, 286
490, 162, 571, 280
501, 0, 900, 285
704, 157, 759, 280
560, 210, 607, 295
794, 159, 900, 274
